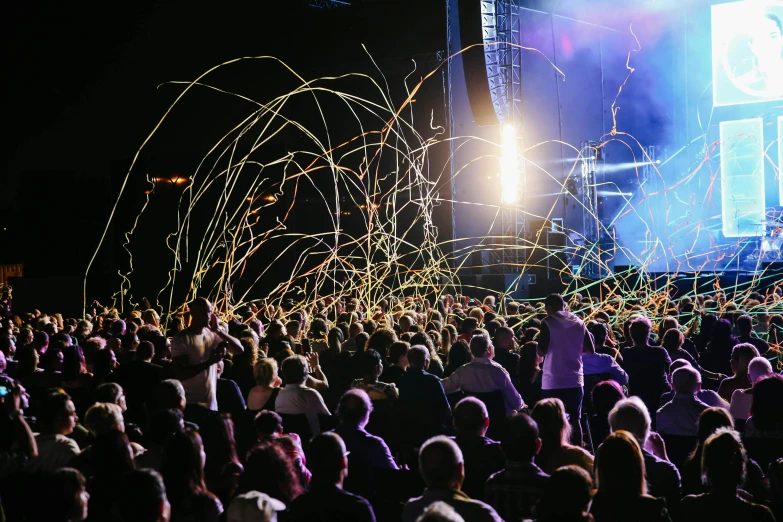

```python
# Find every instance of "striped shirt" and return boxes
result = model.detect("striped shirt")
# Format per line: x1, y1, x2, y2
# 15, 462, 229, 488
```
484, 461, 549, 522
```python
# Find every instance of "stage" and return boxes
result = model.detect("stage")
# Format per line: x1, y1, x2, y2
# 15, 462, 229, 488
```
446, 264, 783, 302
447, 0, 783, 279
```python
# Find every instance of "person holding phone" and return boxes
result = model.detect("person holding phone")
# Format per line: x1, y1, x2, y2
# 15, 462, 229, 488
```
0, 376, 37, 477
171, 298, 244, 415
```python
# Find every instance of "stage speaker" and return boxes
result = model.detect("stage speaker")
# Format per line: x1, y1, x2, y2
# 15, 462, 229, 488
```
546, 231, 567, 248
458, 0, 500, 126
470, 250, 492, 274
528, 219, 546, 235
547, 251, 569, 278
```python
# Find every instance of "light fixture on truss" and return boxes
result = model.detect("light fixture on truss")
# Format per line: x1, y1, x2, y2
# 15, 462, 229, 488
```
500, 124, 520, 204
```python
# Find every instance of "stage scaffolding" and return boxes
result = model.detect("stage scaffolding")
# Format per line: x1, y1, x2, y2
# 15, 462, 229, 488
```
480, 0, 526, 275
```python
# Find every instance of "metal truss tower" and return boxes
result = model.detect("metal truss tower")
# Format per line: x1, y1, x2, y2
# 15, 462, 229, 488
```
579, 141, 601, 278
479, 0, 525, 275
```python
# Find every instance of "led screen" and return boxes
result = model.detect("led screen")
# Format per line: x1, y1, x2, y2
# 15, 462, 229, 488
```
720, 118, 766, 237
713, 1, 783, 107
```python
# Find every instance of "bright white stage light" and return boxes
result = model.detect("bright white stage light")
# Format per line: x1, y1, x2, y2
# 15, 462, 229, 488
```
500, 124, 519, 204
600, 160, 659, 174
597, 190, 633, 197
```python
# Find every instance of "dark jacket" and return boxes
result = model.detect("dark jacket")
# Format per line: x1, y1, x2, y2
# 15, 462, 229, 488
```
452, 435, 505, 499
288, 483, 376, 522
621, 345, 672, 415
590, 493, 671, 522
397, 368, 452, 444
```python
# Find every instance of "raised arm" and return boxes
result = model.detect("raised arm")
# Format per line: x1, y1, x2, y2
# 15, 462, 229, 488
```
305, 352, 329, 391
0, 385, 37, 478
210, 313, 243, 355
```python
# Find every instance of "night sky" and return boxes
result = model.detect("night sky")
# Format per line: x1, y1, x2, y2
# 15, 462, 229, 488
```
1, 0, 447, 309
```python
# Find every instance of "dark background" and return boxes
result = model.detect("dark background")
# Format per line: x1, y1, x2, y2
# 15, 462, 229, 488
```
0, 0, 451, 312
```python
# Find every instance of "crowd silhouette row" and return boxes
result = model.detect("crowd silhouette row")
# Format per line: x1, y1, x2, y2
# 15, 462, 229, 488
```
0, 289, 782, 521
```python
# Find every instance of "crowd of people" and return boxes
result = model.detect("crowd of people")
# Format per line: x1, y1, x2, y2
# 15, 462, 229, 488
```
0, 288, 782, 521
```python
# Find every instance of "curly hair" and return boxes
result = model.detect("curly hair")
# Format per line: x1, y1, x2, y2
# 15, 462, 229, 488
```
238, 442, 304, 503
237, 336, 260, 368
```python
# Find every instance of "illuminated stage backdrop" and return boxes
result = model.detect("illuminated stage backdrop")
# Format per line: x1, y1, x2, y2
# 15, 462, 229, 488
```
447, 0, 783, 282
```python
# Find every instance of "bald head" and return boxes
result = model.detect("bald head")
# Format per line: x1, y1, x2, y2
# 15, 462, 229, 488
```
419, 436, 464, 489
407, 345, 430, 369
188, 297, 213, 329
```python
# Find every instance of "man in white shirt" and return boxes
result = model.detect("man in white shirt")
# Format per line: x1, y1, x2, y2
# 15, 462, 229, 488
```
537, 293, 592, 444
276, 354, 331, 435
171, 298, 244, 414
441, 332, 523, 416
656, 366, 710, 437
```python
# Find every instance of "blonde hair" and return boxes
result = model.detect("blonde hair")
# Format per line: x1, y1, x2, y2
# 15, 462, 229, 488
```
84, 402, 124, 436
595, 430, 647, 497
52, 313, 64, 329
35, 316, 51, 331
253, 358, 279, 386
142, 309, 161, 327
76, 320, 92, 336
